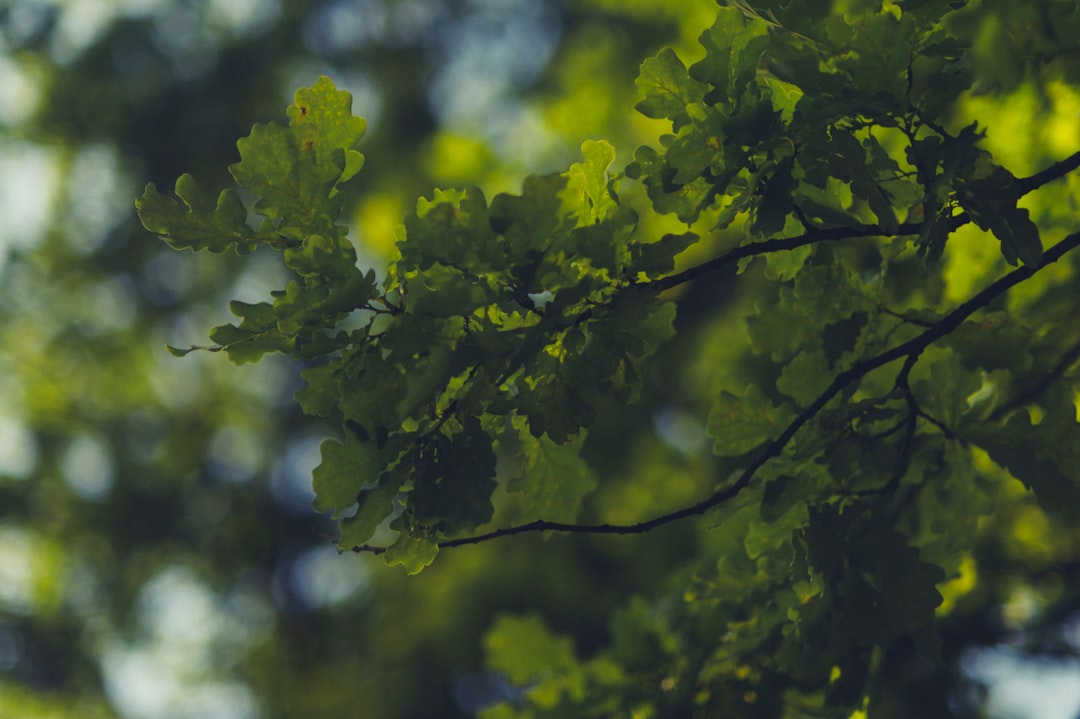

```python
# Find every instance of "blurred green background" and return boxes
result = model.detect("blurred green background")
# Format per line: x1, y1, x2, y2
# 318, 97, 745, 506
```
1, 1, 1079, 717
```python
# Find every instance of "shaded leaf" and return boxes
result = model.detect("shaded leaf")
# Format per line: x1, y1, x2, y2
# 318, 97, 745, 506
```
383, 528, 439, 575
338, 472, 404, 548
707, 385, 796, 457
512, 427, 598, 524
629, 231, 698, 279
312, 435, 389, 518
484, 614, 578, 684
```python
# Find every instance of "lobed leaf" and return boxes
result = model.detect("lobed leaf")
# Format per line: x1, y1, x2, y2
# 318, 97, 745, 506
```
136, 175, 257, 254
628, 231, 698, 279
707, 385, 796, 457
312, 435, 390, 518
287, 75, 367, 187
484, 614, 579, 685
511, 425, 598, 524
383, 528, 439, 575
634, 48, 705, 130
969, 410, 1080, 520
564, 140, 619, 224
338, 472, 403, 548
689, 6, 770, 107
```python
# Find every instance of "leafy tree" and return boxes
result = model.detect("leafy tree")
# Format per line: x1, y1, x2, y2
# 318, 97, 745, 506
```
134, 1, 1080, 716
3, 1, 1080, 717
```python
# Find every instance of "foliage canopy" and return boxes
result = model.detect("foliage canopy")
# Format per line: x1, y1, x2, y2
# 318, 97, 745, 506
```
137, 1, 1080, 716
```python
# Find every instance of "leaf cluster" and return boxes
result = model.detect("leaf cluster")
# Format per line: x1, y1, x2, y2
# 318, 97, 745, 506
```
137, 1, 1080, 714
139, 78, 697, 573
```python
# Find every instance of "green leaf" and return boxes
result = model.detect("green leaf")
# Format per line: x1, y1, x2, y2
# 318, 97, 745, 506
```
629, 231, 698, 279
912, 355, 983, 430
916, 210, 952, 264
403, 264, 495, 317
383, 528, 439, 575
338, 472, 404, 548
791, 263, 857, 324
762, 243, 813, 281
689, 5, 770, 107
802, 503, 849, 583
601, 286, 677, 356
518, 372, 596, 444
283, 233, 357, 279
136, 175, 257, 253
270, 269, 378, 336
707, 385, 796, 457
579, 288, 676, 403
760, 474, 800, 523
751, 156, 797, 237
225, 76, 364, 234
230, 121, 328, 226
634, 48, 705, 129
989, 206, 1044, 267
484, 614, 578, 684
207, 321, 293, 364
947, 313, 1033, 373
776, 348, 833, 407
838, 10, 913, 104
805, 506, 946, 637
409, 418, 498, 535
564, 140, 619, 224
765, 76, 803, 123
312, 435, 389, 518
570, 204, 639, 274
665, 117, 726, 185
394, 344, 466, 422
296, 361, 342, 418
969, 411, 1080, 519
287, 75, 367, 187
855, 525, 946, 634
629, 144, 716, 224
491, 173, 571, 280
744, 291, 806, 362
165, 344, 205, 357
230, 300, 277, 330
339, 354, 408, 433
512, 426, 598, 524
956, 158, 1044, 266
400, 186, 504, 273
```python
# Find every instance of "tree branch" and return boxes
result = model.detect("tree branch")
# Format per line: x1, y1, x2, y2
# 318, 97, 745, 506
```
989, 336, 1080, 421
654, 223, 916, 292
348, 230, 1080, 555
1015, 150, 1080, 195
653, 150, 1080, 294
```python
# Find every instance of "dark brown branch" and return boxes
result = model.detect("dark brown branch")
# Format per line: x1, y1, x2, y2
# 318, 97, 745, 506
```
654, 223, 918, 292
989, 336, 1080, 422
348, 230, 1080, 556
1015, 150, 1080, 195
653, 150, 1080, 294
